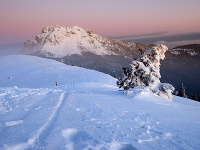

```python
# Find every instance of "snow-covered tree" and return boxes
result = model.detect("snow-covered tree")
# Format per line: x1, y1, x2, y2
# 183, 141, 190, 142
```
117, 67, 132, 90
117, 44, 174, 101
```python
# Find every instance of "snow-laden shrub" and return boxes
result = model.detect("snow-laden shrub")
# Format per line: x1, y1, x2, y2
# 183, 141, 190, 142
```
117, 44, 174, 100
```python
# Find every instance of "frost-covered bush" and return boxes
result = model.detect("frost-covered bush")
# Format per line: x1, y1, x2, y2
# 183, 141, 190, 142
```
117, 44, 174, 100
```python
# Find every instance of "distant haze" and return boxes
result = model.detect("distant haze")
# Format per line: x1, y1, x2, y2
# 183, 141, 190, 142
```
1, 0, 200, 45
0, 43, 23, 56
111, 32, 200, 48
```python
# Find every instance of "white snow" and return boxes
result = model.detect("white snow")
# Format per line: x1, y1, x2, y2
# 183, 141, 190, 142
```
5, 120, 23, 126
170, 48, 198, 56
0, 55, 200, 150
24, 25, 117, 58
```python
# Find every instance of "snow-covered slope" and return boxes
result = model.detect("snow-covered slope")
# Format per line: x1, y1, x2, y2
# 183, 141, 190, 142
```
0, 55, 200, 150
0, 55, 115, 88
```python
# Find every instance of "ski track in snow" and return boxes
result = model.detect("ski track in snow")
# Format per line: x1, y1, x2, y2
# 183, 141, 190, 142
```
2, 86, 200, 150
1, 55, 200, 150
4, 91, 68, 150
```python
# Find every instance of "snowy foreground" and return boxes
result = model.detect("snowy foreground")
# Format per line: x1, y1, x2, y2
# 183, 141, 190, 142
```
0, 55, 200, 150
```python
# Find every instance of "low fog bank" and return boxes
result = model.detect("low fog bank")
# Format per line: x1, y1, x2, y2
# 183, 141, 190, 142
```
0, 43, 23, 56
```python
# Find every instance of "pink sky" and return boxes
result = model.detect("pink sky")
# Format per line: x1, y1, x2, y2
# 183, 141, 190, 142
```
1, 0, 200, 44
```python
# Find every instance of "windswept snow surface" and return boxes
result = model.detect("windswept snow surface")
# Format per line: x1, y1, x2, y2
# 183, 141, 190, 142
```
0, 55, 200, 150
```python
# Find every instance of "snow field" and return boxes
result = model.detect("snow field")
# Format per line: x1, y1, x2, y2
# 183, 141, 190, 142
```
0, 55, 200, 150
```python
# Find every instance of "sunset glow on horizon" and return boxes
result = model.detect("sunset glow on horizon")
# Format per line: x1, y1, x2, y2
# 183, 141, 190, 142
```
1, 0, 200, 44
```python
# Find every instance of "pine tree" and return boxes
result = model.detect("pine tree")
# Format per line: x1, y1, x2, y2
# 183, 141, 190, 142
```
178, 83, 187, 98
191, 92, 197, 101
117, 44, 174, 100
198, 93, 200, 102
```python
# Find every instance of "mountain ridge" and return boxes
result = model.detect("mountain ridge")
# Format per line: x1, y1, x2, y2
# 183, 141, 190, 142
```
23, 25, 200, 96
169, 44, 200, 56
24, 25, 153, 59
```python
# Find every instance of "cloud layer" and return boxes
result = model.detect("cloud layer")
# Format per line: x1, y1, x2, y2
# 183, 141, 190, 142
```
109, 32, 200, 48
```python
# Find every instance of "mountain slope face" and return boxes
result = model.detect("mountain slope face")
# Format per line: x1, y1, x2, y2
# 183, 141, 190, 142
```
160, 44, 200, 96
1, 55, 200, 150
23, 25, 153, 77
24, 25, 151, 59
23, 26, 200, 96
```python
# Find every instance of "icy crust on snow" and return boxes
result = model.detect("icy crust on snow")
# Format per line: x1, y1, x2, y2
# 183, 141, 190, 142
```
24, 25, 118, 58
0, 55, 200, 150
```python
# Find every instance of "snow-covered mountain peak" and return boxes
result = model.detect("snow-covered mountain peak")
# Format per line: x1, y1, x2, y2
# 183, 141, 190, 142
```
71, 25, 85, 31
23, 25, 156, 59
24, 25, 118, 58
